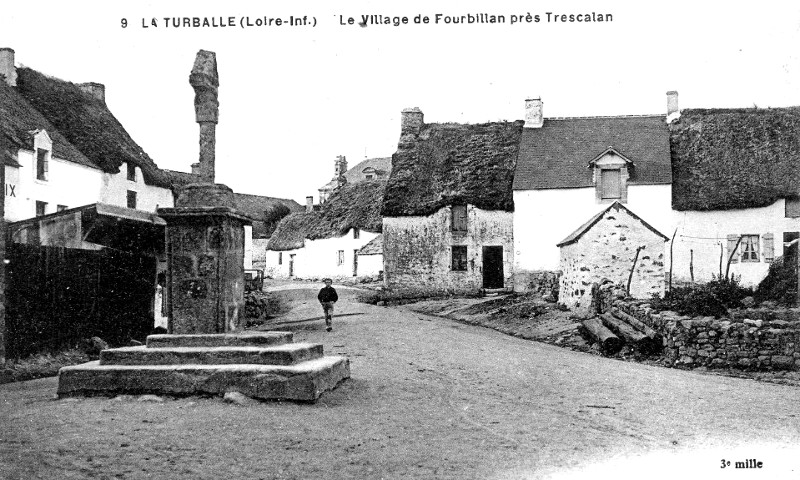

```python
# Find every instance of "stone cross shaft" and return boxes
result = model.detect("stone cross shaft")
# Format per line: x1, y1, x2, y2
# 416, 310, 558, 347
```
189, 50, 219, 183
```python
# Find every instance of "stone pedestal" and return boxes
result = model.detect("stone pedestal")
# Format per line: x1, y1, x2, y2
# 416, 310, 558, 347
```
158, 183, 250, 334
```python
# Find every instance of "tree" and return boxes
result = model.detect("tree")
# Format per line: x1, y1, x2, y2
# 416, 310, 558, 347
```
263, 204, 291, 237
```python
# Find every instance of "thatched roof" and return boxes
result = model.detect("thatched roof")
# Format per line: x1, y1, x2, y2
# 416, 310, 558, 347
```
358, 234, 383, 255
234, 192, 303, 238
268, 181, 385, 251
382, 121, 523, 217
670, 107, 800, 211
514, 115, 672, 190
0, 80, 91, 168
14, 67, 172, 188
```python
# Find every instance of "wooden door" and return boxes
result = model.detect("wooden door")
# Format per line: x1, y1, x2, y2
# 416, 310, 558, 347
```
482, 246, 504, 289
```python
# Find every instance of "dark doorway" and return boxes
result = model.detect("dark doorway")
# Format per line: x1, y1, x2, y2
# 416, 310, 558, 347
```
353, 250, 359, 276
482, 246, 504, 289
784, 232, 799, 264
289, 254, 295, 277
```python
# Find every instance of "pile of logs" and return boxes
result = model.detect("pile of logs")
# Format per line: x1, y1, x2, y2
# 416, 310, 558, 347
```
579, 308, 663, 356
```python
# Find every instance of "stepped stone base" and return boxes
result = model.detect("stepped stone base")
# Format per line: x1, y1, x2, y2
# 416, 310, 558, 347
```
57, 332, 350, 402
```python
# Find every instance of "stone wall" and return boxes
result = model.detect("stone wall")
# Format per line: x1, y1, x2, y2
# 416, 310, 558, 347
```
608, 293, 800, 371
512, 270, 561, 298
559, 205, 666, 316
383, 206, 513, 294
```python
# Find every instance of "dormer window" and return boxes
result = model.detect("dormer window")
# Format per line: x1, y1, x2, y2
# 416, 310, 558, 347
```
36, 148, 49, 181
127, 162, 136, 182
589, 147, 632, 203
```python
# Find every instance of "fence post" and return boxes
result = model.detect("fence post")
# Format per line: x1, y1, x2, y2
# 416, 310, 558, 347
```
0, 133, 6, 364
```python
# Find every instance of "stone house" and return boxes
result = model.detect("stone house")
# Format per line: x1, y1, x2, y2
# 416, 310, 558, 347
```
318, 155, 392, 203
668, 100, 800, 287
381, 108, 522, 294
558, 201, 668, 315
266, 181, 385, 280
512, 96, 673, 293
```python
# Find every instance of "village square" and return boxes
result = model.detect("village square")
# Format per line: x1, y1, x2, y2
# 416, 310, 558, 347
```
2, 13, 800, 477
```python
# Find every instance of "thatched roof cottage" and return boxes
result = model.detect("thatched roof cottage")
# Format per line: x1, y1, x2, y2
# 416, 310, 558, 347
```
381, 108, 522, 293
266, 180, 385, 280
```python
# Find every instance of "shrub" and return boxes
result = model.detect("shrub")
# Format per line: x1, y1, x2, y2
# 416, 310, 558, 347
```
755, 255, 797, 306
651, 276, 752, 318
244, 291, 272, 320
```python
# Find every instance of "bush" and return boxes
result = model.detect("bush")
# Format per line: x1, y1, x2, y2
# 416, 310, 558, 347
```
244, 291, 274, 320
651, 276, 752, 318
755, 255, 797, 306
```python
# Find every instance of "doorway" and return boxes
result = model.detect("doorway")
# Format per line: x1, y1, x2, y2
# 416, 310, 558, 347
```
482, 246, 504, 289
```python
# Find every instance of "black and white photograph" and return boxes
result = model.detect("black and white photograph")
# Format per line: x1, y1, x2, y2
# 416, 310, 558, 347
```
1, 1, 799, 478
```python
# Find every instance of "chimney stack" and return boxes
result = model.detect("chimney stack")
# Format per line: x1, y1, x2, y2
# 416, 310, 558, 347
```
79, 82, 106, 103
190, 162, 201, 176
0, 48, 17, 87
306, 196, 314, 213
666, 91, 680, 123
524, 98, 543, 128
334, 155, 348, 178
400, 107, 424, 135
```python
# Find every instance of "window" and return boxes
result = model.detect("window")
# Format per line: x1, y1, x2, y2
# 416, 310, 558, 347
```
787, 197, 800, 218
278, 252, 283, 265
337, 250, 345, 266
451, 246, 468, 271
451, 205, 467, 232
127, 162, 136, 182
728, 234, 762, 263
600, 169, 621, 199
365, 174, 374, 180
36, 148, 48, 181
127, 190, 137, 209
353, 228, 360, 239
57, 205, 68, 212
35, 200, 47, 217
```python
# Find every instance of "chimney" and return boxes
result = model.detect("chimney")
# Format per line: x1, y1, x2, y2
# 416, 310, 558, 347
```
666, 91, 680, 123
79, 82, 106, 103
334, 155, 348, 178
190, 162, 201, 176
306, 196, 314, 213
524, 98, 543, 128
400, 107, 424, 135
0, 48, 17, 87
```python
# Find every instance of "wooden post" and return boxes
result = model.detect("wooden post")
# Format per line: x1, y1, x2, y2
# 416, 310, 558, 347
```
0, 134, 6, 364
627, 245, 644, 295
668, 229, 677, 293
797, 239, 800, 307
690, 249, 694, 283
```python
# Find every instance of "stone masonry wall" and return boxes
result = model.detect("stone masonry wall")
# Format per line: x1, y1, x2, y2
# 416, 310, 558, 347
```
607, 292, 800, 371
559, 207, 666, 316
513, 271, 561, 298
383, 206, 513, 294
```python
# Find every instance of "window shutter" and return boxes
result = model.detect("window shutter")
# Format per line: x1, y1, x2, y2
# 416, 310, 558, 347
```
763, 233, 774, 263
601, 169, 621, 199
727, 235, 739, 263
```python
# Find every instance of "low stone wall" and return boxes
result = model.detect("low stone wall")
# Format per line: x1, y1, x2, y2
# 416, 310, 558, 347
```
513, 270, 561, 298
609, 295, 800, 370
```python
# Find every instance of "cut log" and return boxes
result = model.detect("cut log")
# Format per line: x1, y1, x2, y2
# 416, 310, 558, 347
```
600, 313, 657, 354
610, 308, 663, 345
580, 318, 623, 356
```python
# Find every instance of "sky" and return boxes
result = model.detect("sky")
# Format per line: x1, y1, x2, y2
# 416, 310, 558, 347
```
1, 0, 799, 204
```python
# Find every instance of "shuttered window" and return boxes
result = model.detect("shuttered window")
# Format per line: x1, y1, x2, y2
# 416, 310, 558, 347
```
451, 205, 467, 232
727, 235, 740, 264
600, 169, 621, 199
763, 233, 774, 263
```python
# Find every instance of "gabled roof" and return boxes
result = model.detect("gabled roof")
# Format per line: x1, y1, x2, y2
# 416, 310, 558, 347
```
513, 115, 672, 190
343, 157, 392, 182
557, 201, 668, 247
234, 192, 303, 238
268, 181, 385, 251
587, 146, 634, 166
14, 67, 172, 188
0, 80, 92, 168
670, 107, 800, 211
382, 121, 523, 217
358, 234, 383, 255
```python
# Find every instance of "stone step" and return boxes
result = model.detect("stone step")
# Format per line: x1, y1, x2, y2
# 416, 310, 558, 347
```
146, 332, 293, 349
100, 343, 324, 366
57, 356, 350, 402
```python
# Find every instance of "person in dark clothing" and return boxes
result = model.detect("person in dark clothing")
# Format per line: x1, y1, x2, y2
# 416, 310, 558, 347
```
317, 278, 338, 332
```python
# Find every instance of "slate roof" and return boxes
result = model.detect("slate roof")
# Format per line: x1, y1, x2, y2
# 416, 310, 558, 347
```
268, 181, 385, 250
513, 115, 672, 191
0, 80, 92, 168
382, 121, 523, 217
14, 67, 172, 188
557, 201, 669, 247
343, 157, 392, 183
670, 107, 800, 211
358, 234, 383, 255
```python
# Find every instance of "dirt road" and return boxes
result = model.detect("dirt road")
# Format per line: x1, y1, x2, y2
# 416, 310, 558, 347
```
2, 286, 799, 479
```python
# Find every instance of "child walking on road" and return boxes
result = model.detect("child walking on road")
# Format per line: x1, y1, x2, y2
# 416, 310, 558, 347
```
317, 278, 338, 332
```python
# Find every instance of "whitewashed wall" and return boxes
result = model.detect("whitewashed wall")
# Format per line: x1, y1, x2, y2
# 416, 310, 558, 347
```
513, 184, 672, 290
266, 228, 380, 280
98, 165, 174, 212
671, 199, 799, 286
